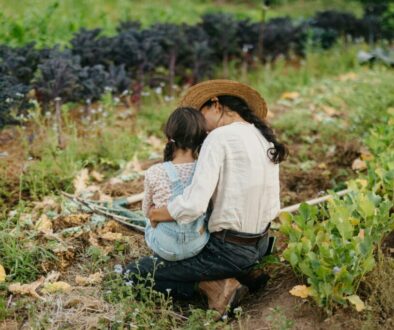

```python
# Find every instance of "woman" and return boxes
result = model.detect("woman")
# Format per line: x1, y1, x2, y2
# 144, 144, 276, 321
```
124, 80, 287, 317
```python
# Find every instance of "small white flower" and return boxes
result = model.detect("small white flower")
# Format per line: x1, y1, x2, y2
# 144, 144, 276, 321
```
114, 264, 123, 274
125, 280, 133, 287
8, 210, 17, 218
141, 91, 150, 96
154, 86, 162, 95
104, 86, 113, 92
332, 266, 341, 274
113, 97, 120, 103
233, 306, 242, 313
164, 96, 174, 102
15, 92, 24, 97
5, 97, 13, 103
166, 288, 171, 295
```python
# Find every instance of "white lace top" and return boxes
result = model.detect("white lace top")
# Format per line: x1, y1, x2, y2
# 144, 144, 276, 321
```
142, 162, 196, 217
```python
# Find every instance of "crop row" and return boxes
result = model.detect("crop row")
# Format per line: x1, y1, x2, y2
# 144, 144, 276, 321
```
1, 7, 393, 127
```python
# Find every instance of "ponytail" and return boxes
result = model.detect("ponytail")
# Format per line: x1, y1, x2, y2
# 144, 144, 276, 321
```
163, 141, 175, 161
240, 110, 288, 164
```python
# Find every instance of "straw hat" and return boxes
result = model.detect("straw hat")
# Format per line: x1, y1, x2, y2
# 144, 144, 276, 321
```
179, 79, 267, 120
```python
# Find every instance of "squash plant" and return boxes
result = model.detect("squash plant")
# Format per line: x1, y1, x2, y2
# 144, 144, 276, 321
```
280, 110, 394, 311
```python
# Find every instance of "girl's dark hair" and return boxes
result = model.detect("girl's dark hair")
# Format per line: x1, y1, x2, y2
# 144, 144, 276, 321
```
202, 95, 288, 163
163, 107, 207, 161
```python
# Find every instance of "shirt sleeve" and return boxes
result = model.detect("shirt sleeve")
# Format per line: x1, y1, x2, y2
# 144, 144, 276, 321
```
142, 171, 154, 217
167, 133, 224, 224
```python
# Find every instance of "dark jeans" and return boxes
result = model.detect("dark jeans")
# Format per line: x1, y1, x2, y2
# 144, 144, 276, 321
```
123, 234, 269, 299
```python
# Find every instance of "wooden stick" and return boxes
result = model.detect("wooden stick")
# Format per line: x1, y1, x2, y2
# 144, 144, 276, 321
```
126, 192, 144, 204
279, 188, 351, 214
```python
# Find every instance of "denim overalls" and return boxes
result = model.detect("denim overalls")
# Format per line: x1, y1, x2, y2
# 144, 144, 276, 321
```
144, 161, 210, 261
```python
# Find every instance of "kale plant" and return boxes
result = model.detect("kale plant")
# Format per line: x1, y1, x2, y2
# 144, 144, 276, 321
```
262, 18, 307, 61
200, 13, 240, 76
70, 28, 114, 67
0, 42, 41, 84
0, 75, 30, 127
181, 24, 214, 83
75, 64, 109, 114
34, 50, 81, 109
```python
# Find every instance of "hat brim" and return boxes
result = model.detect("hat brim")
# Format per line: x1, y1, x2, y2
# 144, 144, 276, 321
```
178, 79, 267, 120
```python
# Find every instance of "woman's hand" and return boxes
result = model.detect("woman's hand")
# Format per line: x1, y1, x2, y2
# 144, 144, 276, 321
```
148, 207, 174, 228
150, 219, 159, 229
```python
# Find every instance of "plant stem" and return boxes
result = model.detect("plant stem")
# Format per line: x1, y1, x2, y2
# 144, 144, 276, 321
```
54, 97, 65, 149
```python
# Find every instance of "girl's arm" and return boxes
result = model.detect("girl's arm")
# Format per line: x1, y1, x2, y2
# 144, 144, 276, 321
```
142, 174, 154, 218
150, 133, 223, 223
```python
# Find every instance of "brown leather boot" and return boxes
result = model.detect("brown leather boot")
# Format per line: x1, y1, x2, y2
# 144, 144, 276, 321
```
238, 269, 270, 293
198, 278, 249, 319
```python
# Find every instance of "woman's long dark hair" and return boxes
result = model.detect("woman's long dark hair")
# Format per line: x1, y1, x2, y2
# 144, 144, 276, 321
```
202, 95, 288, 163
163, 107, 207, 161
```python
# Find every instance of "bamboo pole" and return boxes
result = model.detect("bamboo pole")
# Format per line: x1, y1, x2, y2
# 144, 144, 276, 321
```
279, 188, 351, 214
123, 189, 352, 214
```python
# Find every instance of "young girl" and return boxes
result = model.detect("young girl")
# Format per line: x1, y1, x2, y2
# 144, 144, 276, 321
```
142, 107, 210, 261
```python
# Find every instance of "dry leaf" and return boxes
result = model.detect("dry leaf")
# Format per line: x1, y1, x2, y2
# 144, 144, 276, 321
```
360, 152, 373, 161
35, 214, 53, 234
65, 296, 102, 309
90, 170, 104, 182
289, 285, 312, 299
44, 271, 61, 284
42, 281, 72, 294
88, 232, 100, 247
355, 179, 368, 188
347, 294, 365, 312
98, 192, 113, 202
0, 264, 6, 282
338, 72, 357, 81
318, 162, 327, 169
322, 105, 339, 117
103, 220, 123, 232
75, 272, 103, 286
73, 168, 89, 195
358, 229, 365, 239
280, 91, 300, 100
352, 158, 367, 171
0, 320, 18, 330
146, 135, 164, 150
9, 276, 45, 300
101, 232, 123, 241
126, 154, 143, 173
33, 197, 58, 211
61, 213, 90, 226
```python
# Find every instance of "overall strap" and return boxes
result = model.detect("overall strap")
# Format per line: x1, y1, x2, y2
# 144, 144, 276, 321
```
186, 162, 197, 186
162, 161, 181, 184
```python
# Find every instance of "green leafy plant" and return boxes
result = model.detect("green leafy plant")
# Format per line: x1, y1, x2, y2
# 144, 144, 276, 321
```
280, 110, 394, 311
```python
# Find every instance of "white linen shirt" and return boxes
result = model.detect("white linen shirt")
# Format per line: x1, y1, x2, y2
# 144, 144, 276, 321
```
167, 121, 280, 234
